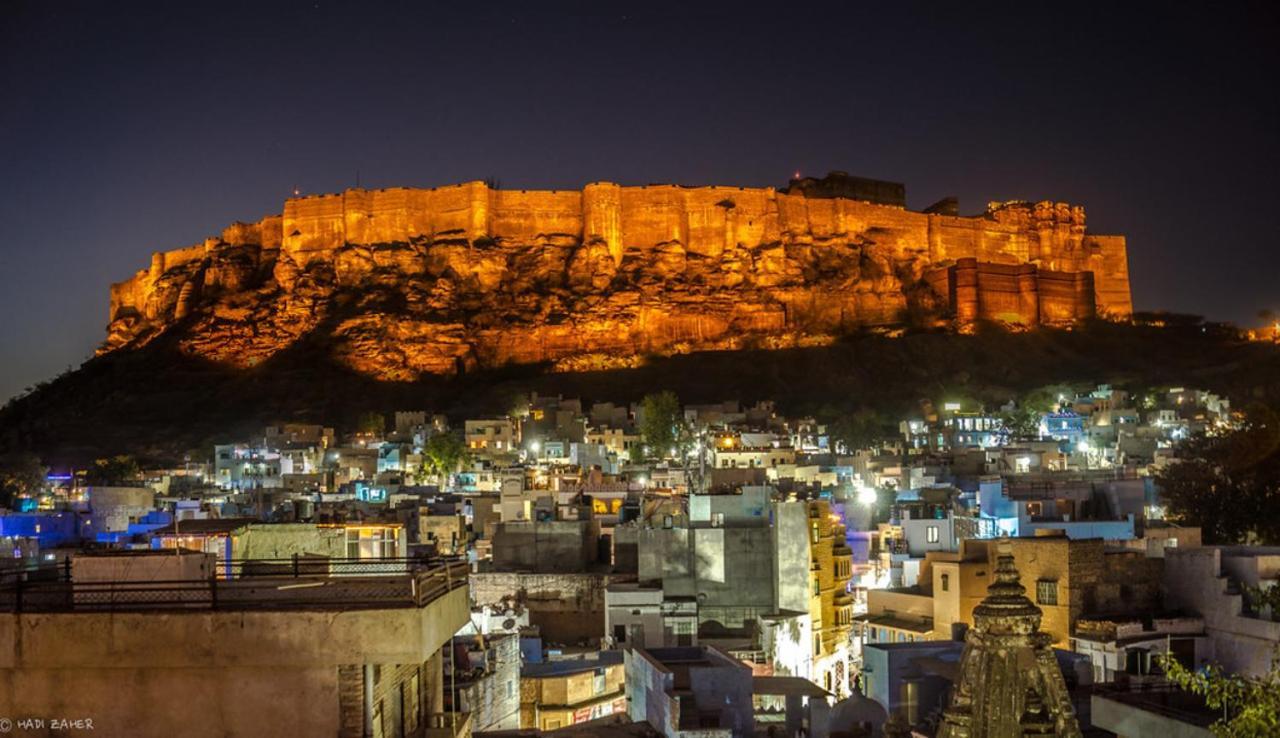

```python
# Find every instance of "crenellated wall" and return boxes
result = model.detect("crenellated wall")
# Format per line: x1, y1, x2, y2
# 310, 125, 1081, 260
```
103, 179, 1133, 377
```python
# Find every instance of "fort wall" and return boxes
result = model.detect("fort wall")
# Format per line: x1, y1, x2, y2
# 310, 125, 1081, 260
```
103, 179, 1134, 372
118, 183, 1130, 313
927, 258, 1100, 327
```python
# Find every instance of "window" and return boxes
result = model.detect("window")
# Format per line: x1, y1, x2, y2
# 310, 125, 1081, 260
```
926, 525, 939, 544
346, 528, 399, 559
941, 573, 950, 592
1036, 579, 1058, 606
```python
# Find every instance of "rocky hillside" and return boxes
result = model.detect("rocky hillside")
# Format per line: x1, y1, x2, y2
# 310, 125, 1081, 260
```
108, 226, 939, 380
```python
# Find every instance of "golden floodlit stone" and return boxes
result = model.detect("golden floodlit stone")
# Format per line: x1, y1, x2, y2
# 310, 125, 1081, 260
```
102, 179, 1132, 379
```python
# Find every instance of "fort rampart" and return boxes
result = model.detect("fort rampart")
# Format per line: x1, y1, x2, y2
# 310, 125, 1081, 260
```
103, 178, 1132, 376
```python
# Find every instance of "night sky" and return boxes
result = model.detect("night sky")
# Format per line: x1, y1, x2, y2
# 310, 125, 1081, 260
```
2, 1, 1277, 402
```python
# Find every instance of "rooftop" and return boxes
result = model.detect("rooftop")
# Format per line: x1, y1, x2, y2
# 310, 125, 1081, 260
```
522, 651, 624, 678
1093, 683, 1218, 729
1, 558, 468, 613
148, 517, 257, 535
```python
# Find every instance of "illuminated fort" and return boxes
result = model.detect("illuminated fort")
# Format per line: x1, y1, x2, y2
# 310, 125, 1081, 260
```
104, 172, 1132, 378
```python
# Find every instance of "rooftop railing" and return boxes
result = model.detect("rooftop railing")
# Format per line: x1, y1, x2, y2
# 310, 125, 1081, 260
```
0, 556, 469, 613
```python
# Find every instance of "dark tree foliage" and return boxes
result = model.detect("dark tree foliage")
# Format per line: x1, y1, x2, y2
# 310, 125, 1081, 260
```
356, 411, 386, 435
998, 384, 1073, 439
421, 432, 467, 480
0, 451, 46, 508
826, 408, 896, 453
84, 455, 143, 486
639, 391, 685, 459
1156, 406, 1280, 545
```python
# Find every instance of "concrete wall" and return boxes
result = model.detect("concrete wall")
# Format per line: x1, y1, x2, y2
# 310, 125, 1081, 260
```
469, 572, 616, 645
521, 659, 626, 730
929, 558, 990, 640
420, 513, 468, 554
0, 586, 468, 738
861, 642, 961, 722
1163, 547, 1280, 677
773, 502, 811, 614
606, 586, 667, 649
1006, 538, 1161, 649
84, 486, 155, 537
626, 647, 752, 738
491, 519, 600, 573
647, 526, 777, 630
458, 634, 521, 731
232, 523, 348, 559
901, 517, 958, 556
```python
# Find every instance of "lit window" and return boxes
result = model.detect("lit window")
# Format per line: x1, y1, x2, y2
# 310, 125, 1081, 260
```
926, 526, 939, 544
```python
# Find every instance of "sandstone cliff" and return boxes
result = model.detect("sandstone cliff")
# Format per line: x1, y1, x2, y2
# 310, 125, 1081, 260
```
103, 177, 1132, 380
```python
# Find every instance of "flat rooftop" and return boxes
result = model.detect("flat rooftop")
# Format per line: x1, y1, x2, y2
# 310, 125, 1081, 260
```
1093, 684, 1218, 729
522, 651, 624, 678
1, 559, 468, 613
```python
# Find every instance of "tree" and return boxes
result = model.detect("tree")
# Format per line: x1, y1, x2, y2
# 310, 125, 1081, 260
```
1155, 406, 1280, 545
84, 455, 142, 486
638, 391, 685, 459
827, 408, 895, 453
1158, 650, 1280, 737
999, 384, 1072, 439
356, 411, 385, 436
0, 451, 46, 508
421, 432, 467, 484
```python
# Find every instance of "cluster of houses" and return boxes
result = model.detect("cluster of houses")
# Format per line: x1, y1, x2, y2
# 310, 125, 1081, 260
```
1, 385, 1275, 738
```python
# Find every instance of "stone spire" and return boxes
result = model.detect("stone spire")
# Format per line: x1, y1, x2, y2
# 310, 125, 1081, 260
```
936, 541, 1083, 738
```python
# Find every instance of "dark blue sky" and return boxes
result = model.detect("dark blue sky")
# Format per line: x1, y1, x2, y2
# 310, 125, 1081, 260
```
2, 1, 1277, 402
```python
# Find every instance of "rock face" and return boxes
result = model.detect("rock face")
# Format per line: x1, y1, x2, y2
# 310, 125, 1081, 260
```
103, 175, 1132, 380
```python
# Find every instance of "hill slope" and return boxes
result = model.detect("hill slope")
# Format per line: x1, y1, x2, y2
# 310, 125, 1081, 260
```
3, 321, 1278, 467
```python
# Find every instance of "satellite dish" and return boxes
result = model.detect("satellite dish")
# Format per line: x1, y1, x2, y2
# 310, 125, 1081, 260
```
502, 618, 516, 630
